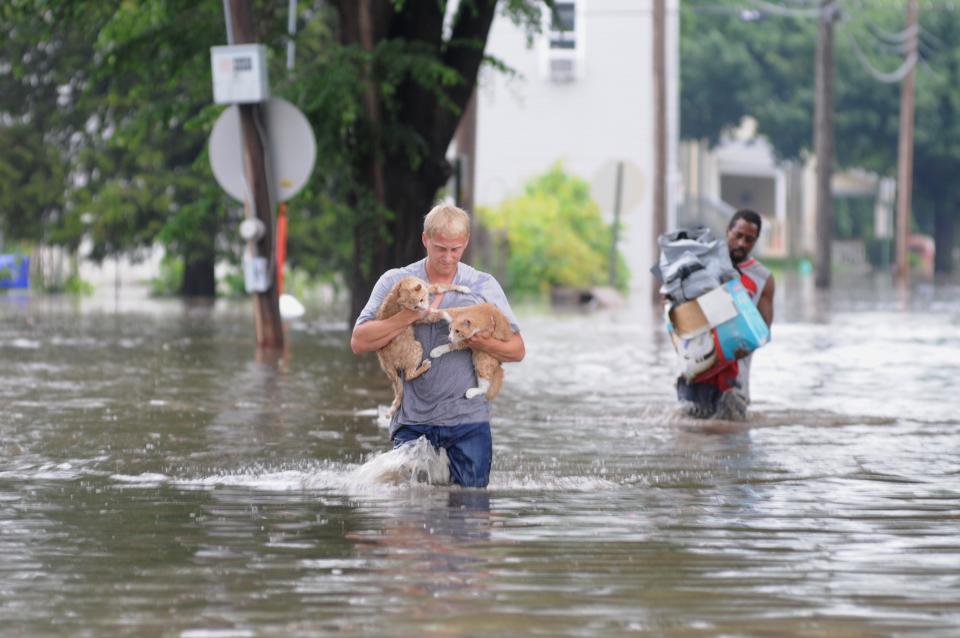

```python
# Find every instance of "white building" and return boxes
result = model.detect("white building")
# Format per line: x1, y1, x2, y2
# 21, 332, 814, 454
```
679, 117, 897, 265
469, 0, 681, 300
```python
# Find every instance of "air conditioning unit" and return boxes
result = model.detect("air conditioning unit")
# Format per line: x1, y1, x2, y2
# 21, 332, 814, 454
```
549, 55, 576, 83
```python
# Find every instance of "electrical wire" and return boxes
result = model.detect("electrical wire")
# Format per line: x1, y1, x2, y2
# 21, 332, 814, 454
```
845, 27, 918, 83
744, 0, 837, 19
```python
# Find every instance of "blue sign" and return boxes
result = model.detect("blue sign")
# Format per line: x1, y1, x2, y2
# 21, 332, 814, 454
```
0, 254, 30, 289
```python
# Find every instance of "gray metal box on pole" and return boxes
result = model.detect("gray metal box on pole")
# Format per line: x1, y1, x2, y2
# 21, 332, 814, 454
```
210, 44, 270, 104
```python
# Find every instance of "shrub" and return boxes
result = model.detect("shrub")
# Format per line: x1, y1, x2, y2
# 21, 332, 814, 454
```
477, 163, 629, 296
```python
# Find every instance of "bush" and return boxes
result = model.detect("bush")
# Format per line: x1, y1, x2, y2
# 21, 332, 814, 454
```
476, 163, 629, 296
149, 256, 184, 297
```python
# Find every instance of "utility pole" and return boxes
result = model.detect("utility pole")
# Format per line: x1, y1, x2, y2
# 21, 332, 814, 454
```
652, 0, 667, 302
609, 161, 624, 287
227, 0, 284, 348
814, 0, 837, 289
895, 0, 919, 283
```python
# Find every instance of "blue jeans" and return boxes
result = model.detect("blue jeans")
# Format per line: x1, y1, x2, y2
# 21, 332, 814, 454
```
392, 422, 492, 488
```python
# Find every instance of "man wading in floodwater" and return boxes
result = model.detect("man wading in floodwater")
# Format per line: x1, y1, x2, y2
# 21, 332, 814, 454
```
677, 209, 775, 420
350, 204, 525, 488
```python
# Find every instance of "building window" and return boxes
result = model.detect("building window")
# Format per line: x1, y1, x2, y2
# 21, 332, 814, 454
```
549, 1, 576, 50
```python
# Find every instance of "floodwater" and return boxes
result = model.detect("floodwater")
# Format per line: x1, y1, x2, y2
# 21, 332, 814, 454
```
2, 274, 959, 637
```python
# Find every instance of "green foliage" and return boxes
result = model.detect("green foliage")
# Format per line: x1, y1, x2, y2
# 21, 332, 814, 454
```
150, 256, 185, 297
681, 0, 960, 268
61, 273, 95, 296
477, 164, 628, 297
218, 268, 247, 298
1, 0, 551, 299
680, 1, 815, 157
0, 126, 66, 242
39, 268, 94, 296
833, 196, 875, 240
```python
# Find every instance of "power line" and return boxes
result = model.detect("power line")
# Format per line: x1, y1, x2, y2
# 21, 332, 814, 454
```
846, 27, 918, 83
745, 0, 837, 18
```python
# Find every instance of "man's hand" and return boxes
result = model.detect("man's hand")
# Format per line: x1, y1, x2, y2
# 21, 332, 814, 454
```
400, 306, 432, 324
465, 331, 526, 363
351, 306, 430, 355
465, 332, 496, 351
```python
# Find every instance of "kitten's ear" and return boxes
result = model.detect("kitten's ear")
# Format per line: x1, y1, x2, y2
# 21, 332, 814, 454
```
414, 283, 422, 291
462, 318, 472, 327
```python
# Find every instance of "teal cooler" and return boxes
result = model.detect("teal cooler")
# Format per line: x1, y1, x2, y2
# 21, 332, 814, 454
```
713, 279, 769, 361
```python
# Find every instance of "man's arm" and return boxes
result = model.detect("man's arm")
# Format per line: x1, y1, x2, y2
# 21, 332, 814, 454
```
757, 274, 775, 328
467, 332, 526, 363
350, 308, 426, 354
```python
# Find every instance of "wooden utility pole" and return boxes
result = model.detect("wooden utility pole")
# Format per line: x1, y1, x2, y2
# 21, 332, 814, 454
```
814, 0, 836, 289
895, 0, 919, 283
227, 0, 284, 348
609, 161, 624, 287
652, 0, 667, 301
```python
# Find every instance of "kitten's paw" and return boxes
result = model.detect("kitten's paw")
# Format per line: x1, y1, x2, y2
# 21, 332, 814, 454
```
454, 285, 471, 294
430, 345, 450, 358
465, 387, 484, 399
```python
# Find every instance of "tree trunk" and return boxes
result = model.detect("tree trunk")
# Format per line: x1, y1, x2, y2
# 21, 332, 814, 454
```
182, 256, 216, 296
348, 153, 450, 322
335, 0, 498, 322
180, 197, 218, 298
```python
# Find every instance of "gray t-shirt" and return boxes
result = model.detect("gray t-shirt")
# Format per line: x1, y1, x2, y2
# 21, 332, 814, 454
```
354, 259, 520, 436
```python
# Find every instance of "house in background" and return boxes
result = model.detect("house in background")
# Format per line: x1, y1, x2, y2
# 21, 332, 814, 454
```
679, 117, 897, 269
458, 0, 681, 300
679, 119, 791, 259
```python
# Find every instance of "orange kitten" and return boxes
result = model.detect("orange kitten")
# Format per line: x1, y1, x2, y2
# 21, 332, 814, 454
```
376, 276, 469, 417
429, 303, 514, 400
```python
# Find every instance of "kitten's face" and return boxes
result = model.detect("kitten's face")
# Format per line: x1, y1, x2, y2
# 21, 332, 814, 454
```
448, 316, 481, 343
397, 278, 430, 311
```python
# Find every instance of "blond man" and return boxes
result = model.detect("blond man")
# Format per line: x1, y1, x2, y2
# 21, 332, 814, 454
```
351, 204, 525, 487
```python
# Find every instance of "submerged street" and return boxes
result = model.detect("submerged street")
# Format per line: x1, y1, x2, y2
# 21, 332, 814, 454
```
2, 274, 959, 636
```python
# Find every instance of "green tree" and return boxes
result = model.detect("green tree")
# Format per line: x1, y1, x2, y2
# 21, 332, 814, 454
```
325, 1, 546, 319
1, 1, 550, 307
833, 4, 960, 274
681, 0, 959, 273
0, 1, 99, 252
478, 164, 628, 296
0, 125, 65, 243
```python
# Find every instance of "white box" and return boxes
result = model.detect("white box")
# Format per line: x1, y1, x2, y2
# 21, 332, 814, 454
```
211, 44, 270, 104
243, 255, 270, 293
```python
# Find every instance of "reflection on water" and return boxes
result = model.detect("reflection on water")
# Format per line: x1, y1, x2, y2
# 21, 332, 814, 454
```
2, 274, 960, 636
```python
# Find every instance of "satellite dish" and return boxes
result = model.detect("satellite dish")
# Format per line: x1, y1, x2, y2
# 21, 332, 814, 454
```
209, 97, 316, 202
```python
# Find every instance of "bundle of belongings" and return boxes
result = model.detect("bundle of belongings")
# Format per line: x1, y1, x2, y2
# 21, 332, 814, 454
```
654, 226, 770, 382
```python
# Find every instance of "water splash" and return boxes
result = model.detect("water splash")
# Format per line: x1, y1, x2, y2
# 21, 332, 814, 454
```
351, 436, 450, 486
